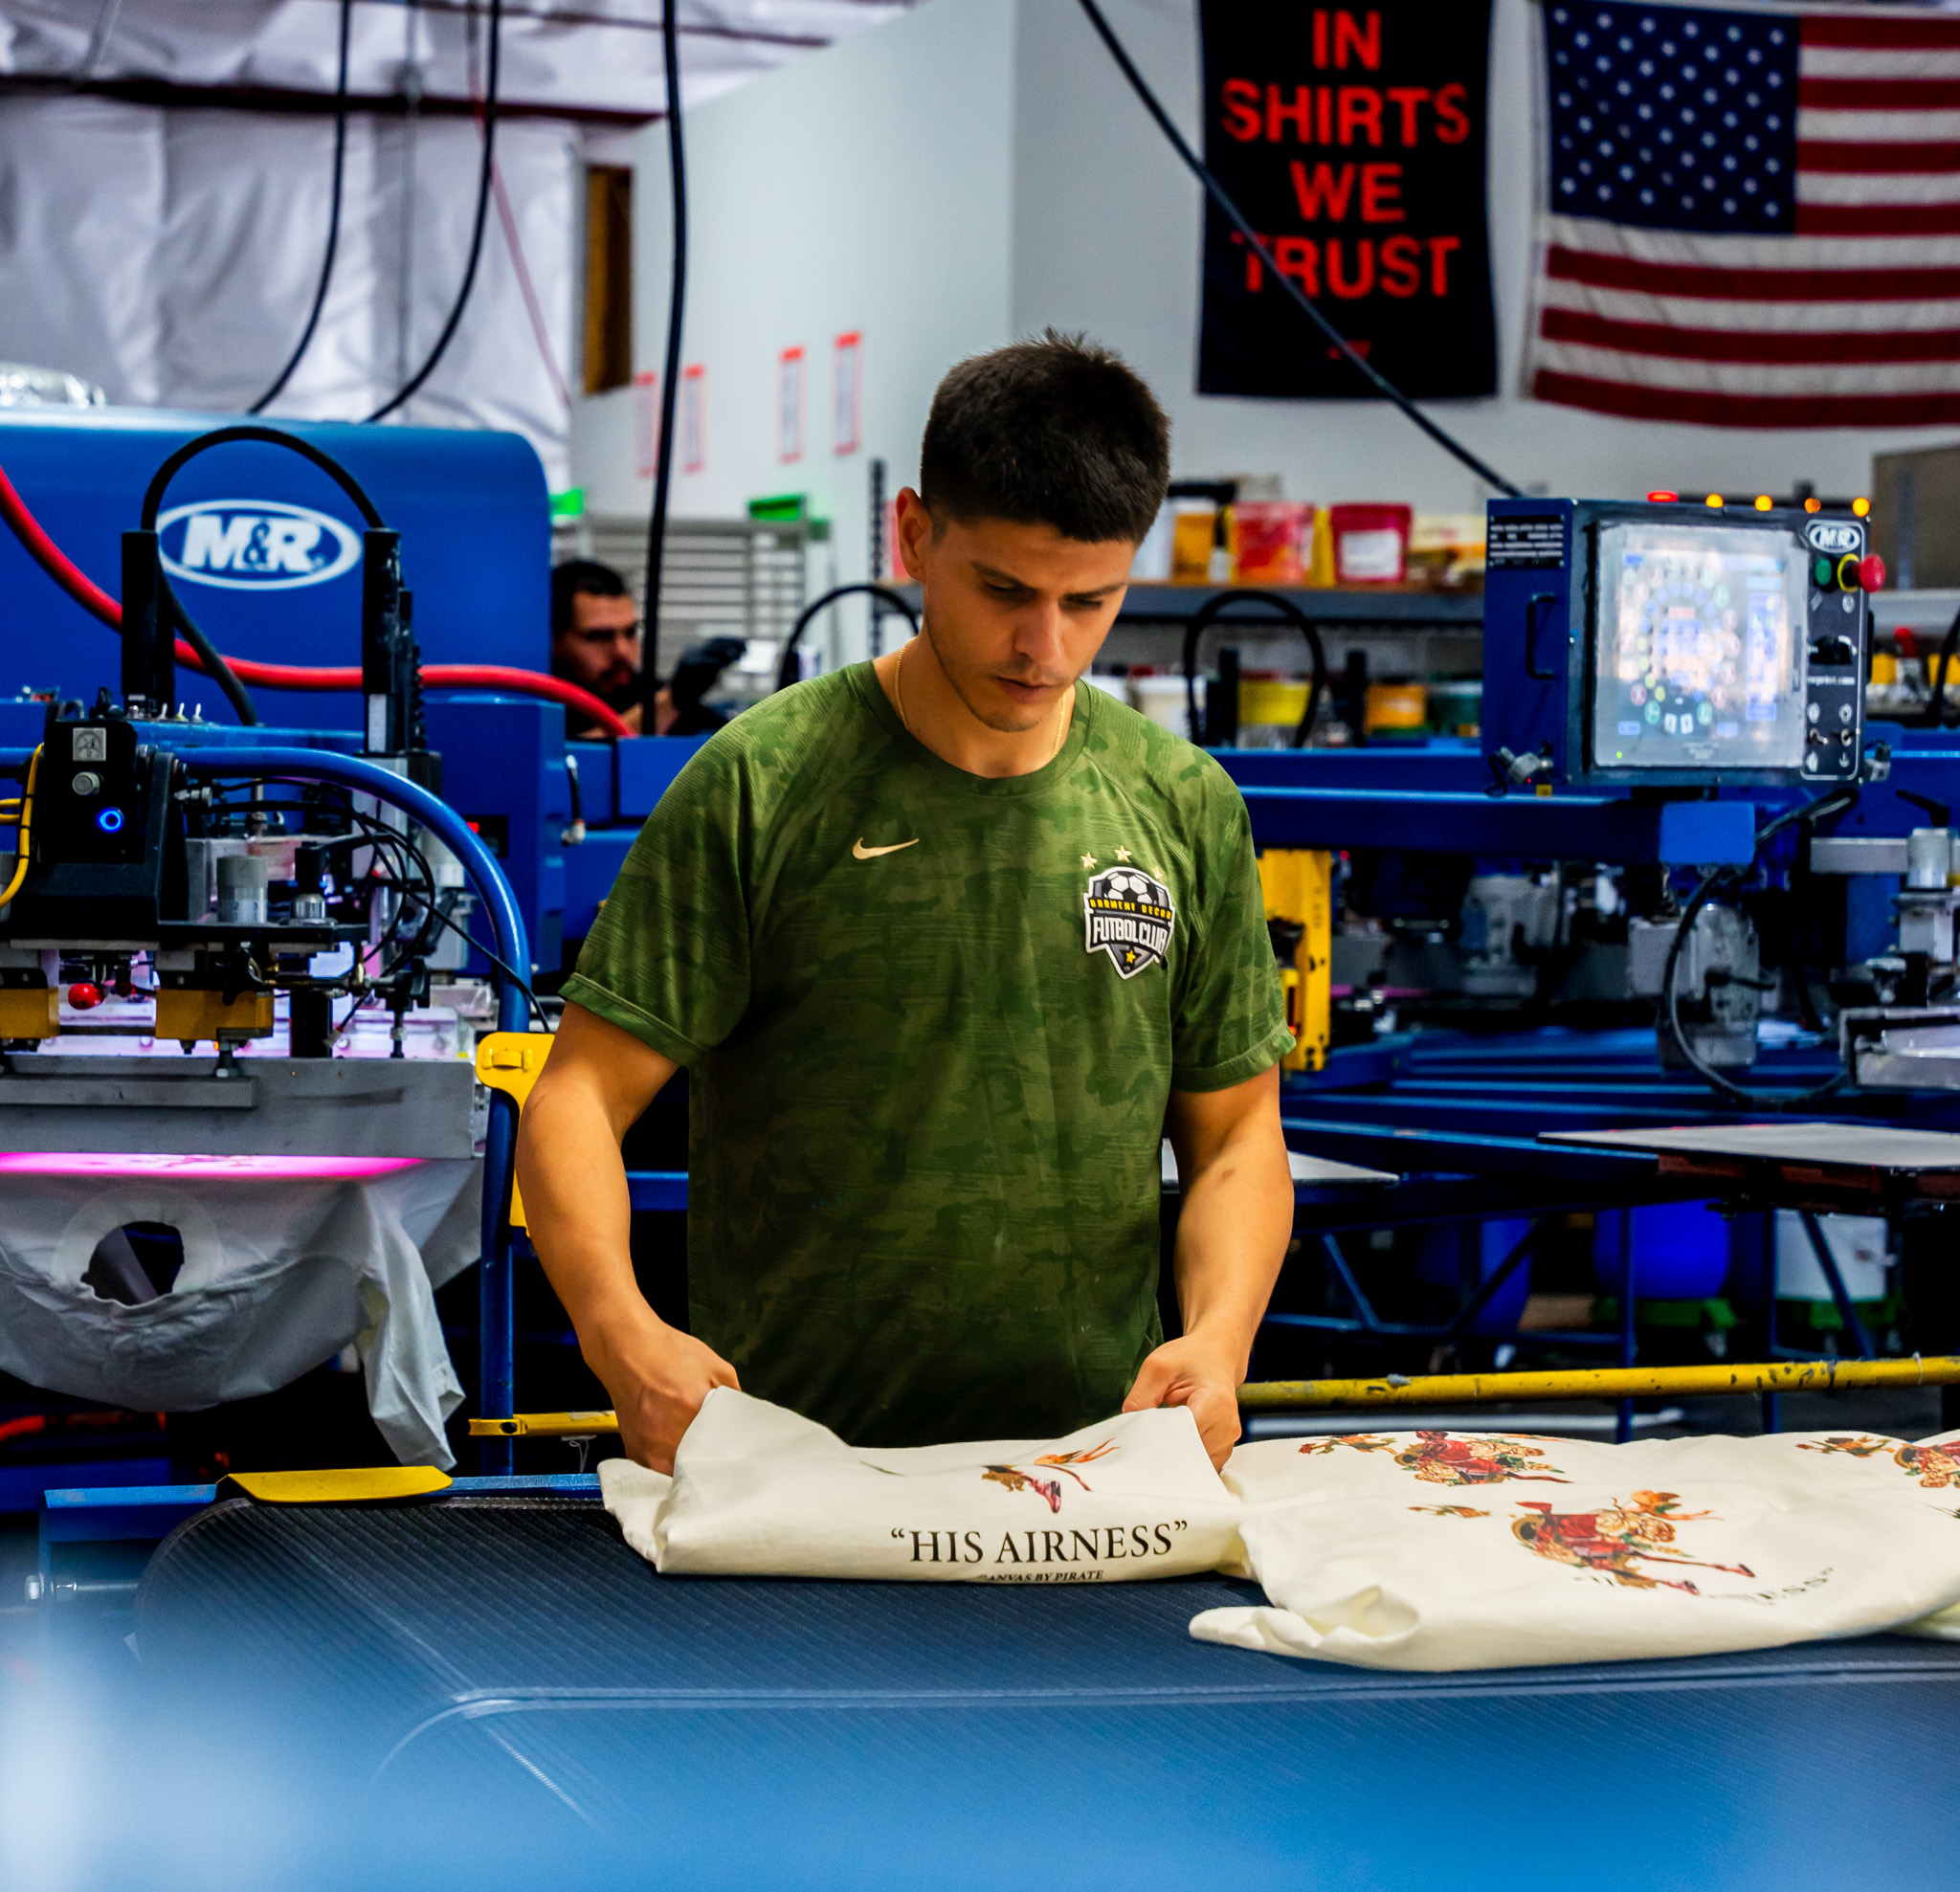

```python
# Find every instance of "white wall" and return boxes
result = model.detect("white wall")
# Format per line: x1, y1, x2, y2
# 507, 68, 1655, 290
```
573, 0, 1960, 652
569, 0, 1018, 637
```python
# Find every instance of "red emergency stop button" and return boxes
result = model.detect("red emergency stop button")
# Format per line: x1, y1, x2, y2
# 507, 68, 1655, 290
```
67, 983, 102, 1011
1859, 553, 1886, 592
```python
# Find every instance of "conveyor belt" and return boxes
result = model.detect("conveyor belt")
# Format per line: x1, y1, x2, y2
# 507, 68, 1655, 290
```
137, 1493, 1960, 1889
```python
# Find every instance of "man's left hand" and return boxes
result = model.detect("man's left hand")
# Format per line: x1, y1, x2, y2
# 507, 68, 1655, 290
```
1122, 1333, 1243, 1469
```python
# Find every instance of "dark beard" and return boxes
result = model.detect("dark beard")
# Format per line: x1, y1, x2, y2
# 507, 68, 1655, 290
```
593, 666, 644, 710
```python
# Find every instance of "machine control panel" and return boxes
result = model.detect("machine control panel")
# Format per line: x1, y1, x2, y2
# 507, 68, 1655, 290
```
1484, 497, 1874, 790
40, 718, 147, 864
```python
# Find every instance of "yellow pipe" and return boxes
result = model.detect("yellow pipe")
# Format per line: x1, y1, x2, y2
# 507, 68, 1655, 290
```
469, 1357, 1960, 1440
0, 747, 40, 909
1236, 1357, 1960, 1412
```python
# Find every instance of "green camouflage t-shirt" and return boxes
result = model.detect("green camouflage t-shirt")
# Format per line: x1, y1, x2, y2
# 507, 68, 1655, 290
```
563, 661, 1291, 1446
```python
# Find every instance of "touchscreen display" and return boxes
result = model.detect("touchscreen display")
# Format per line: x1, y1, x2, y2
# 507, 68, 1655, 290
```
1591, 523, 1807, 772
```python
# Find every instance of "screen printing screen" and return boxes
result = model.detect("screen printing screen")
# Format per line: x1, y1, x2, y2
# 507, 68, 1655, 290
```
1590, 522, 1807, 773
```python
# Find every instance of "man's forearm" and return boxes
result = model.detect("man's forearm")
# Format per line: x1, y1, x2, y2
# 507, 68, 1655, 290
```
515, 1079, 650, 1352
1171, 1127, 1293, 1374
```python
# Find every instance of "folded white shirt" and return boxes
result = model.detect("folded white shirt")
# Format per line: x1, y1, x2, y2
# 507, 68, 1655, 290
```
600, 1386, 1242, 1583
1193, 1426, 1960, 1671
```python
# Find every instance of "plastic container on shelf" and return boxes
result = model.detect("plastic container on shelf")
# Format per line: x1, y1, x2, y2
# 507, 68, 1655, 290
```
1237, 676, 1310, 747
1364, 680, 1428, 735
1330, 502, 1414, 585
1427, 679, 1482, 737
1170, 502, 1220, 584
1230, 501, 1313, 586
1126, 672, 1191, 739
1407, 512, 1487, 589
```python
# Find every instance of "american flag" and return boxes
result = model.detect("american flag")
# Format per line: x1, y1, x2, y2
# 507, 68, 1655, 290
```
1527, 2, 1960, 426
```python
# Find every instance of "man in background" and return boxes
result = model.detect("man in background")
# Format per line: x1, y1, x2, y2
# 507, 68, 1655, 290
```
550, 559, 672, 737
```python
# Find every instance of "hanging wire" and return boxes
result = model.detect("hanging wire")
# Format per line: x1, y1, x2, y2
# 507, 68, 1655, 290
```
250, 0, 355, 413
640, 0, 689, 727
366, 0, 505, 423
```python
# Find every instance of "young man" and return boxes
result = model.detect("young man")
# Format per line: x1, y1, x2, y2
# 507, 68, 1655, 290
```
519, 334, 1295, 1472
550, 559, 674, 737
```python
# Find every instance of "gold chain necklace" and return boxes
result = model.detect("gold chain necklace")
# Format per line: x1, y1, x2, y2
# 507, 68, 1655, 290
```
894, 638, 1069, 763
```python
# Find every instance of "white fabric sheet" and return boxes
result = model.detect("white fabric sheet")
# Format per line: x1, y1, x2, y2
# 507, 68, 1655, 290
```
0, 1157, 479, 1467
604, 1402, 1960, 1673
1193, 1428, 1960, 1672
0, 94, 577, 484
600, 1388, 1242, 1583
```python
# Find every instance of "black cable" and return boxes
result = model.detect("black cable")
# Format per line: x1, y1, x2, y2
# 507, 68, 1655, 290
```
365, 0, 503, 423
1659, 785, 1860, 1107
250, 0, 353, 413
776, 584, 920, 691
141, 424, 386, 531
399, 883, 550, 1030
640, 0, 689, 728
1072, 0, 1520, 500
1180, 589, 1327, 749
160, 582, 259, 725
1911, 605, 1960, 727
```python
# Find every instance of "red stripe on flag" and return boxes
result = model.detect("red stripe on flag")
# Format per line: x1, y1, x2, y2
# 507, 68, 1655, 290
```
1800, 77, 1960, 108
1802, 15, 1960, 50
1797, 201, 1960, 235
1798, 140, 1960, 174
1533, 368, 1960, 428
1541, 307, 1960, 366
1546, 244, 1960, 301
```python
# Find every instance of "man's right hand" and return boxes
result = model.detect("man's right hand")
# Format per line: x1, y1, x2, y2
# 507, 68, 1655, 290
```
585, 1302, 741, 1474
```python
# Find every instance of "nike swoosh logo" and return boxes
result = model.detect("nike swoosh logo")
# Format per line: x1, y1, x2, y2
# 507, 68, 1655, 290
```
853, 837, 920, 859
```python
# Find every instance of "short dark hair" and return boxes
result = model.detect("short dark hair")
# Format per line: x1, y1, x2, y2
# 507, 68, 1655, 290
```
920, 331, 1170, 545
551, 559, 631, 637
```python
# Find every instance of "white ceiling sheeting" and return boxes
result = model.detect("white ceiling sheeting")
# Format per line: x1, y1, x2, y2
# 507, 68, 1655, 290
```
0, 0, 913, 121
0, 0, 915, 483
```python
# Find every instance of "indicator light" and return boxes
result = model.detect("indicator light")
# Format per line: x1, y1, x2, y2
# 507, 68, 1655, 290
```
1804, 497, 1821, 514
1754, 495, 1772, 511
1705, 493, 1724, 508
1646, 489, 1678, 502
95, 807, 124, 835
1812, 556, 1836, 590
1853, 497, 1871, 517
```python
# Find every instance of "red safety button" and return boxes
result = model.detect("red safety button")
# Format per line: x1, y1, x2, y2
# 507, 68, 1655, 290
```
1859, 553, 1886, 592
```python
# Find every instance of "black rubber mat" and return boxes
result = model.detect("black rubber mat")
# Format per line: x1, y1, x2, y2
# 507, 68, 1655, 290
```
135, 1493, 1960, 1889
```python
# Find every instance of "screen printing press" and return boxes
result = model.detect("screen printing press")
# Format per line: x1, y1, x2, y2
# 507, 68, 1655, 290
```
9, 430, 1960, 1881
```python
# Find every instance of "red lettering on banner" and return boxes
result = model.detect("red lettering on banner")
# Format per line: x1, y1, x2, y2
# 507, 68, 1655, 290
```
1386, 85, 1430, 145
1379, 233, 1423, 295
1275, 236, 1320, 295
1361, 163, 1404, 221
1290, 161, 1356, 220
1222, 78, 1262, 142
1313, 11, 1329, 67
1338, 87, 1384, 145
1326, 238, 1375, 298
1335, 11, 1382, 70
1435, 81, 1471, 143
1427, 234, 1461, 293
1317, 89, 1333, 144
1267, 83, 1314, 143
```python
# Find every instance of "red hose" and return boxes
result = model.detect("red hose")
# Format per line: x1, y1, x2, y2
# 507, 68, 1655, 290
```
0, 460, 634, 738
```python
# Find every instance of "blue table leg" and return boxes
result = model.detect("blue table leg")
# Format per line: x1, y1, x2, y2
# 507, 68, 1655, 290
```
479, 1090, 519, 1477
1616, 1226, 1636, 1444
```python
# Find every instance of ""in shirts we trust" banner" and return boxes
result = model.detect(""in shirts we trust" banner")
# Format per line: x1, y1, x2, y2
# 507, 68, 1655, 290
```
1198, 2, 1498, 400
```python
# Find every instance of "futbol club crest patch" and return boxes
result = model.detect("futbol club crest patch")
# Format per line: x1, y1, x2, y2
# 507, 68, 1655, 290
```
1083, 865, 1175, 979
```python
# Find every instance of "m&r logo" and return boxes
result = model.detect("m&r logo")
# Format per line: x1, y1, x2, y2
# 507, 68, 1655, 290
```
157, 499, 363, 591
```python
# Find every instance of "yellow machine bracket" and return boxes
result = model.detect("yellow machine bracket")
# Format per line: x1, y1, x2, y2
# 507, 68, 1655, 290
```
1258, 848, 1331, 1073
476, 1031, 555, 1228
